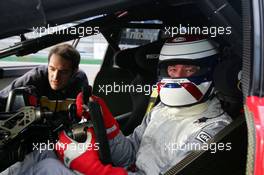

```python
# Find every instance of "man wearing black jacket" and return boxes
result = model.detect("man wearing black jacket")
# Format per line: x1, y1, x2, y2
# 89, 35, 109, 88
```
0, 44, 89, 111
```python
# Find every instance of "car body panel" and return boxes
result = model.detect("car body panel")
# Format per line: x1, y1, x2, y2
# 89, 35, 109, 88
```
246, 96, 264, 175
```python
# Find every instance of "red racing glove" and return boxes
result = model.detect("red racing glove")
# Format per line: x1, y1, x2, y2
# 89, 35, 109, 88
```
76, 92, 120, 140
55, 128, 127, 175
76, 92, 90, 119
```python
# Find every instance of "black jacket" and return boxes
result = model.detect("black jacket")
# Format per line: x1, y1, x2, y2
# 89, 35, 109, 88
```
0, 65, 89, 110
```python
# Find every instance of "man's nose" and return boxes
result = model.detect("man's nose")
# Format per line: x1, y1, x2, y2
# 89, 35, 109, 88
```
53, 70, 60, 80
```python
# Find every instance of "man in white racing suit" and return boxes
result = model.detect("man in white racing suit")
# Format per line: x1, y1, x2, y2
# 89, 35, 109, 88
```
0, 36, 232, 175
105, 36, 232, 174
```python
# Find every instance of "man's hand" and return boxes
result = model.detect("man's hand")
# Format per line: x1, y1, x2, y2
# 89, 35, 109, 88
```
55, 128, 127, 175
76, 92, 120, 140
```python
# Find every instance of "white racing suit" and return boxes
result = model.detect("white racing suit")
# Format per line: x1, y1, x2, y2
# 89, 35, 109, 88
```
0, 97, 232, 175
110, 97, 232, 175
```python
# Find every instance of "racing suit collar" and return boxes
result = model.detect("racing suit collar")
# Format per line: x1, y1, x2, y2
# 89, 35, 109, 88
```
157, 100, 209, 118
173, 101, 209, 116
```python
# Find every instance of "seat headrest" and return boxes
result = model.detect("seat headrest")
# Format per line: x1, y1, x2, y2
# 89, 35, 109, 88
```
135, 40, 164, 75
213, 58, 242, 102
114, 47, 139, 75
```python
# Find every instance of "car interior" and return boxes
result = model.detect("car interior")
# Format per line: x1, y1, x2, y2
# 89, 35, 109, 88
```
0, 0, 250, 174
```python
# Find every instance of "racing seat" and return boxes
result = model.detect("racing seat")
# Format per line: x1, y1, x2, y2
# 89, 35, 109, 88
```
213, 58, 243, 118
122, 41, 164, 135
164, 58, 246, 175
113, 48, 139, 126
114, 48, 139, 77
92, 49, 135, 117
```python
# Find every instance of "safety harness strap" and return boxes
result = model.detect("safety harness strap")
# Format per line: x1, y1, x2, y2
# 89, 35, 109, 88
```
145, 87, 159, 114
